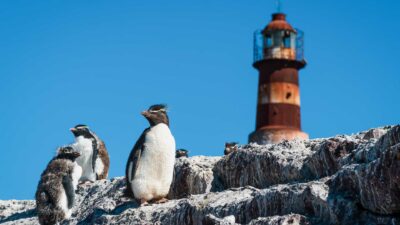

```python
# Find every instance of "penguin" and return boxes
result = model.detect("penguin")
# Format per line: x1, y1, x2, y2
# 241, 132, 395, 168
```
224, 142, 239, 155
35, 146, 82, 225
125, 104, 176, 205
70, 124, 110, 182
176, 149, 189, 158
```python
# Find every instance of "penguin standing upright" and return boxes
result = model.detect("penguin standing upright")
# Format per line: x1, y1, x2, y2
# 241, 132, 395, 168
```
125, 104, 176, 205
70, 124, 110, 182
35, 146, 82, 225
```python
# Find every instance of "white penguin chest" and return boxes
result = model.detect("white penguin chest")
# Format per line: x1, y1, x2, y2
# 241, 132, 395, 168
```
144, 124, 175, 156
72, 162, 83, 187
133, 124, 175, 180
132, 123, 176, 200
73, 137, 95, 180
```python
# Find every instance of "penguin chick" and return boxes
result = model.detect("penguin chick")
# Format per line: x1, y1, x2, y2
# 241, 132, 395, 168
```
35, 146, 82, 225
70, 124, 110, 182
125, 104, 176, 205
176, 149, 189, 158
224, 142, 239, 155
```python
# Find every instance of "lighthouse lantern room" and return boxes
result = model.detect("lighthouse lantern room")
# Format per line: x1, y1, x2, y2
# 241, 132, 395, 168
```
249, 12, 308, 144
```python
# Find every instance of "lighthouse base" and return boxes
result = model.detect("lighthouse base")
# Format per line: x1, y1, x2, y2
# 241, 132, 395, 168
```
248, 128, 308, 145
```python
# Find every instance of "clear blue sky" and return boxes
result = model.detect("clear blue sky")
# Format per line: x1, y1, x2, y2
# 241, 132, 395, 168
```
1, 1, 399, 199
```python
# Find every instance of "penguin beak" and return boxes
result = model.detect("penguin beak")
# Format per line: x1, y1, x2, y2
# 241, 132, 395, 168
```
72, 152, 81, 158
70, 128, 77, 132
141, 111, 151, 118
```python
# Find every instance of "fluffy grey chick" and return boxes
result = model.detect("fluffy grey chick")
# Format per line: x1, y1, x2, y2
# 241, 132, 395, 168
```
35, 146, 82, 225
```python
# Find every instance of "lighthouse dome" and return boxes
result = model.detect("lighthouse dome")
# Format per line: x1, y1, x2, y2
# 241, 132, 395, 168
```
263, 13, 295, 33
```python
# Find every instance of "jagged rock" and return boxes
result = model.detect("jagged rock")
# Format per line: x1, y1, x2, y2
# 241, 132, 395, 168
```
213, 140, 313, 190
169, 156, 220, 199
213, 136, 362, 190
69, 179, 333, 224
204, 214, 236, 225
300, 137, 359, 179
354, 125, 397, 164
247, 214, 310, 225
329, 144, 400, 215
1, 126, 400, 225
362, 127, 390, 140
0, 179, 332, 225
0, 200, 36, 224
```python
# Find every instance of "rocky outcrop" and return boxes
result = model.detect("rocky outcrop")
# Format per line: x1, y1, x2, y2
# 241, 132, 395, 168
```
246, 214, 310, 225
0, 200, 36, 224
328, 142, 400, 215
169, 156, 220, 199
0, 179, 331, 224
1, 125, 400, 225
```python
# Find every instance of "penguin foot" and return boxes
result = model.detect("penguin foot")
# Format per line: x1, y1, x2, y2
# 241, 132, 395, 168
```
140, 199, 149, 206
155, 198, 168, 204
79, 180, 95, 186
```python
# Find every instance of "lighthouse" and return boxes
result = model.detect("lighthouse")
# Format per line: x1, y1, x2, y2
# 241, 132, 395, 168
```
249, 12, 308, 144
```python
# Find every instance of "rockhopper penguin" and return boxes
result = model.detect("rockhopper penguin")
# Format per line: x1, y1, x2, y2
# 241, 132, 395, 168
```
224, 142, 239, 155
35, 146, 82, 225
70, 124, 110, 182
125, 104, 176, 205
176, 149, 189, 158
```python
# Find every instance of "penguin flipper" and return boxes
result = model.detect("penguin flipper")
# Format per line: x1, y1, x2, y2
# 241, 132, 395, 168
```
62, 175, 75, 209
91, 138, 98, 173
125, 128, 149, 197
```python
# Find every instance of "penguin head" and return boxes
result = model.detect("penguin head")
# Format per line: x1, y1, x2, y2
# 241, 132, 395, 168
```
56, 146, 81, 160
70, 124, 94, 139
176, 149, 189, 158
141, 104, 169, 127
224, 142, 239, 155
225, 142, 238, 148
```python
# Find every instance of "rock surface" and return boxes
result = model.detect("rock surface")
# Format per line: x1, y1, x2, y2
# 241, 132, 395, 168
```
169, 156, 220, 199
1, 126, 400, 224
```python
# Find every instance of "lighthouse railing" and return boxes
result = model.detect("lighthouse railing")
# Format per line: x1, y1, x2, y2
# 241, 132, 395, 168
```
295, 29, 304, 62
253, 30, 264, 63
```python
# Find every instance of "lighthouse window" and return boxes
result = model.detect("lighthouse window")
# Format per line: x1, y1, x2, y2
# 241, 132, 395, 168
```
283, 34, 291, 48
265, 35, 272, 48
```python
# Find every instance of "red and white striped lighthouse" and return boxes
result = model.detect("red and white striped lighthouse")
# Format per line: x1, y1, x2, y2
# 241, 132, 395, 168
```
249, 12, 308, 144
